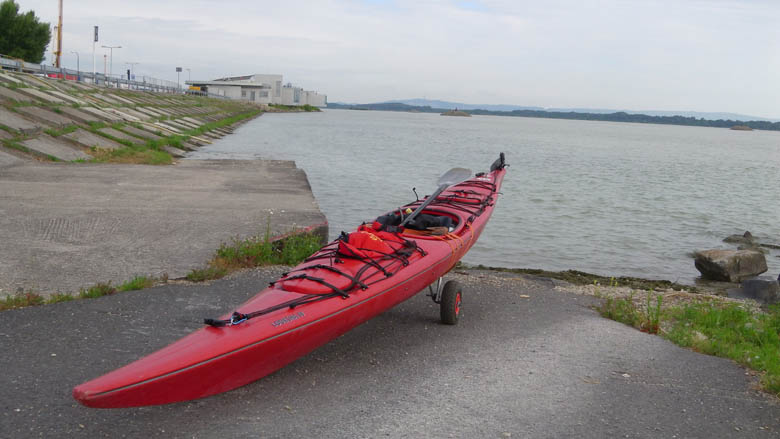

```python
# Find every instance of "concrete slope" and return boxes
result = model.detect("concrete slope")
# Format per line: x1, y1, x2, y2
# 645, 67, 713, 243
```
0, 159, 326, 295
0, 269, 777, 437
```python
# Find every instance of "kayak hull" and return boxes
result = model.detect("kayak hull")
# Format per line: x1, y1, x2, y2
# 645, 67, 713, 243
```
74, 161, 506, 408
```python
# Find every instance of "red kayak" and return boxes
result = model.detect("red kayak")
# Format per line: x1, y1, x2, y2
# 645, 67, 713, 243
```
73, 154, 508, 408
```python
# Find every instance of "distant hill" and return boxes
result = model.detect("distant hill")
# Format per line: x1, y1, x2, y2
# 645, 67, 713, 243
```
325, 101, 780, 131
386, 99, 544, 112
383, 99, 777, 123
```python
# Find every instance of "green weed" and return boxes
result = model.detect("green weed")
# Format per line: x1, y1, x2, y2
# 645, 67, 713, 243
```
598, 292, 640, 328
0, 292, 45, 310
187, 229, 323, 282
43, 124, 78, 137
47, 293, 75, 304
78, 282, 116, 298
117, 276, 155, 291
186, 266, 228, 282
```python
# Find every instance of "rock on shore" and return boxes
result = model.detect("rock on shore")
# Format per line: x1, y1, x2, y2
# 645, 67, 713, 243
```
694, 249, 767, 282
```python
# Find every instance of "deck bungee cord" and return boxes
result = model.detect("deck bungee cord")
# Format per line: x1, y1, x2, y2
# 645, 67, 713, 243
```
204, 230, 425, 327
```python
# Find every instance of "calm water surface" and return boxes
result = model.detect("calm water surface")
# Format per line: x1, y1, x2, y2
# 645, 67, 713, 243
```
190, 110, 780, 284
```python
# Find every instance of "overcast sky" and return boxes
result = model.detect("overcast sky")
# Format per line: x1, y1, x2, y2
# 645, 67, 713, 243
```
17, 0, 780, 118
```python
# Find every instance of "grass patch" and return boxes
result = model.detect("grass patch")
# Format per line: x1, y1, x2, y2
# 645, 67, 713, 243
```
146, 134, 187, 151
665, 303, 780, 395
117, 276, 156, 292
43, 124, 78, 137
187, 230, 323, 282
597, 289, 662, 334
89, 145, 173, 165
78, 282, 116, 299
47, 293, 75, 304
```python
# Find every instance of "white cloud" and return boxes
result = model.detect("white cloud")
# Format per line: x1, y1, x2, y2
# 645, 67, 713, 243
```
15, 0, 780, 118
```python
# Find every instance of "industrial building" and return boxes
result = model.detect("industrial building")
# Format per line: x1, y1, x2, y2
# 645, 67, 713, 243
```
185, 74, 326, 107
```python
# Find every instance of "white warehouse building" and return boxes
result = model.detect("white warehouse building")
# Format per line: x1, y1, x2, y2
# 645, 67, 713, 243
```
185, 74, 326, 107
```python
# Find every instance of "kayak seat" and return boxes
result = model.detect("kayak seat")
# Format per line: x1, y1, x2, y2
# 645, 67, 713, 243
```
375, 212, 454, 231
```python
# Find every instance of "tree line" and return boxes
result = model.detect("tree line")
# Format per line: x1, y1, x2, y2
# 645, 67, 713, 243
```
326, 102, 780, 131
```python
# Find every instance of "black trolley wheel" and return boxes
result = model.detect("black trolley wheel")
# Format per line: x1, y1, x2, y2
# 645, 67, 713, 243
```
440, 280, 463, 325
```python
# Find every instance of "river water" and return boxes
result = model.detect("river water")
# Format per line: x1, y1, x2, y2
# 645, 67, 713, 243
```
189, 109, 780, 284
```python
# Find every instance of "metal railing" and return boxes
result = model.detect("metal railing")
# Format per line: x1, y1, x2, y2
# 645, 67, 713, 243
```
0, 54, 226, 99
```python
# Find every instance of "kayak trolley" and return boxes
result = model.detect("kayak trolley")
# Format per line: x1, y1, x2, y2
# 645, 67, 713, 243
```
428, 277, 463, 325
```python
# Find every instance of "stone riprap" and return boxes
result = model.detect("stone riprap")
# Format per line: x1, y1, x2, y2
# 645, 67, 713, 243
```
0, 68, 261, 167
119, 125, 163, 140
98, 127, 144, 144
57, 106, 100, 124
163, 145, 187, 157
14, 87, 67, 104
78, 106, 124, 123
47, 90, 88, 105
62, 129, 124, 150
0, 86, 34, 103
21, 135, 92, 161
0, 107, 40, 134
16, 106, 74, 128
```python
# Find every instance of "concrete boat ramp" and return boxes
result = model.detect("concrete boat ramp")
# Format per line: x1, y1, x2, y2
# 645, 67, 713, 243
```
0, 158, 326, 295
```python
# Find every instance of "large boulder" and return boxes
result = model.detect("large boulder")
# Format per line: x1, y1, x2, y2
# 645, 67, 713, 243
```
694, 249, 768, 282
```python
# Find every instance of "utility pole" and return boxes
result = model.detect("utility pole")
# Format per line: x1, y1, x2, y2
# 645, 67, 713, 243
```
54, 0, 63, 67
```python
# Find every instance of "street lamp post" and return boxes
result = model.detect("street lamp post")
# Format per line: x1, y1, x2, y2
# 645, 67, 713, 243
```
186, 68, 191, 82
70, 51, 79, 81
101, 45, 121, 78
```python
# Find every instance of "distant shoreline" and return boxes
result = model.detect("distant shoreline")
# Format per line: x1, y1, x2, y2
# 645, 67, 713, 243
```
326, 102, 780, 131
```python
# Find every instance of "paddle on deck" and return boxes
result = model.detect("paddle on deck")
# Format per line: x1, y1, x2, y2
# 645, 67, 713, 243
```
400, 167, 472, 227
